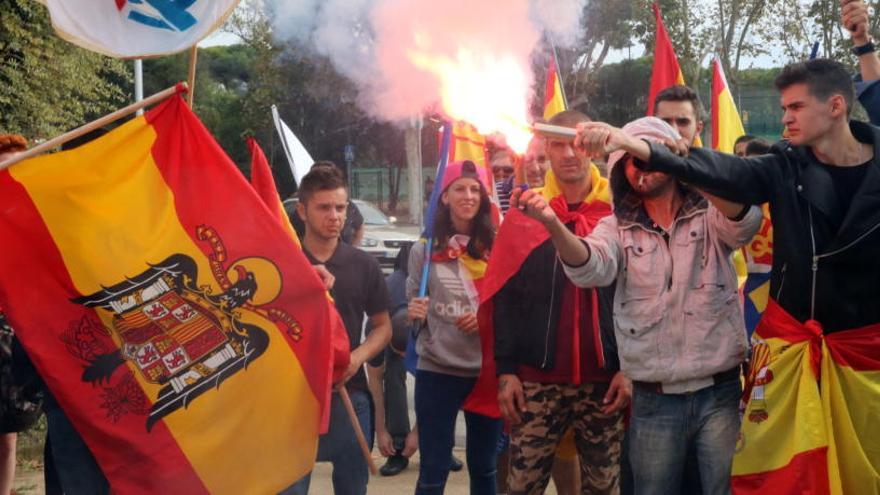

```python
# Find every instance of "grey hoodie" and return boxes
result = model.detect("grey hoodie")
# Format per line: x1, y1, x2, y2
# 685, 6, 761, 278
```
407, 240, 483, 377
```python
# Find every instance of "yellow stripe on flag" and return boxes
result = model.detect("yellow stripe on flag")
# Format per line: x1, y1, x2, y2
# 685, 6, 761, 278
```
11, 115, 320, 493
712, 59, 746, 154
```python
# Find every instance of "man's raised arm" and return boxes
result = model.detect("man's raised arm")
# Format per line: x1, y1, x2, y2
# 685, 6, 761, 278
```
575, 122, 782, 206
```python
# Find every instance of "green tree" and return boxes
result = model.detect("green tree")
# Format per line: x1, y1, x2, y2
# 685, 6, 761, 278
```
0, 0, 129, 140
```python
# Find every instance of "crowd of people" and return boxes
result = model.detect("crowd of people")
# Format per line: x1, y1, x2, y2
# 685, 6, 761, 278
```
1, 1, 879, 494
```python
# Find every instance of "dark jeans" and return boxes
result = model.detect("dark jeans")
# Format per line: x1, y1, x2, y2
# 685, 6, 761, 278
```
384, 348, 411, 451
629, 378, 741, 495
283, 389, 373, 495
43, 392, 109, 495
414, 369, 502, 495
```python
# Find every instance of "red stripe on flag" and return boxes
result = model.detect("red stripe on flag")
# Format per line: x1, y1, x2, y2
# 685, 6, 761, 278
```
647, 3, 685, 116
732, 447, 830, 495
145, 97, 334, 411
0, 171, 208, 494
711, 60, 723, 150
826, 323, 880, 371
544, 58, 559, 109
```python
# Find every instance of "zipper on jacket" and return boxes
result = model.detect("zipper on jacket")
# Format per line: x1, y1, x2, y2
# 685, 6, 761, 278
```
806, 208, 880, 319
542, 259, 558, 368
775, 263, 787, 301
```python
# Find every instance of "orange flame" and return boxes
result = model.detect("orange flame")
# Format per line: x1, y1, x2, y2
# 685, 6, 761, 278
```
407, 45, 533, 153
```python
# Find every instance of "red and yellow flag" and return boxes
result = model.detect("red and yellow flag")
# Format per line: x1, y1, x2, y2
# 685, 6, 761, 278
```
448, 121, 489, 176
711, 59, 746, 153
733, 300, 880, 494
247, 137, 300, 246
543, 55, 566, 120
646, 2, 686, 116
0, 96, 344, 494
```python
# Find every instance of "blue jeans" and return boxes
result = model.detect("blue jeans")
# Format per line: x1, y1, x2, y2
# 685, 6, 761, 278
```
282, 389, 373, 495
414, 369, 502, 495
629, 378, 741, 495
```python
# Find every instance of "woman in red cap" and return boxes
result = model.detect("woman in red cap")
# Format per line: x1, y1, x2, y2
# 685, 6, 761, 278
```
406, 160, 501, 494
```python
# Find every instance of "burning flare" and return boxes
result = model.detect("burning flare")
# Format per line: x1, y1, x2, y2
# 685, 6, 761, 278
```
408, 45, 533, 152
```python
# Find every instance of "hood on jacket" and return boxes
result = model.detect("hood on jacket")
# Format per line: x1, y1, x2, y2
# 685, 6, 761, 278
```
609, 117, 707, 222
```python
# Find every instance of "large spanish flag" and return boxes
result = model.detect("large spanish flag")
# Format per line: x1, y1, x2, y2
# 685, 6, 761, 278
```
543, 54, 567, 120
732, 300, 880, 494
0, 95, 345, 494
711, 59, 746, 153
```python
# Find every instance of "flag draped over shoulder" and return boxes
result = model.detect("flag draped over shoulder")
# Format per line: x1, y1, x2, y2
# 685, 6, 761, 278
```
711, 59, 746, 153
467, 165, 612, 417
732, 300, 880, 494
0, 96, 343, 494
42, 0, 239, 58
543, 55, 567, 120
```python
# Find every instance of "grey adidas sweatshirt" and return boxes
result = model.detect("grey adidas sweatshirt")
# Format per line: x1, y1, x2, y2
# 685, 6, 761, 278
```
406, 241, 483, 377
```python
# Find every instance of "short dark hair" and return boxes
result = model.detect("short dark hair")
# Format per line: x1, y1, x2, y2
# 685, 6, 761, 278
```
734, 134, 757, 147
298, 164, 347, 204
653, 85, 705, 121
774, 59, 854, 116
547, 109, 591, 128
745, 138, 772, 156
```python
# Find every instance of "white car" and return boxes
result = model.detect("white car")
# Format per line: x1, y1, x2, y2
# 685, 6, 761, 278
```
353, 200, 421, 272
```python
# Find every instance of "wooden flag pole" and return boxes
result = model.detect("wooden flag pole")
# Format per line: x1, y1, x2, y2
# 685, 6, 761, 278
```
338, 386, 379, 476
0, 83, 188, 172
187, 45, 198, 108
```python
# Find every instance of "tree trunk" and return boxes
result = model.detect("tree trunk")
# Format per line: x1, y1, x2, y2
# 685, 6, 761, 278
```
405, 116, 423, 227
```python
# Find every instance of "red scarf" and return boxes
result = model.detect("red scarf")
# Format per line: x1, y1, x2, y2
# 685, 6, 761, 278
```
549, 196, 608, 384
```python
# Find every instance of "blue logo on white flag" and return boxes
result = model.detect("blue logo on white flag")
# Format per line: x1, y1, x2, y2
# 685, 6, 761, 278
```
125, 0, 197, 32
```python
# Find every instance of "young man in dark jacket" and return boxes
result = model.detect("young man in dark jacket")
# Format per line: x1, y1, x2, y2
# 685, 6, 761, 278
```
576, 58, 880, 493
492, 110, 630, 494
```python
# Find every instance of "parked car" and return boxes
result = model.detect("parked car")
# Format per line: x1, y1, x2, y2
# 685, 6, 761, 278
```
282, 197, 420, 272
352, 199, 420, 272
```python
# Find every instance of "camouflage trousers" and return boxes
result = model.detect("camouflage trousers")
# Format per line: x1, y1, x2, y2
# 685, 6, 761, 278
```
509, 381, 624, 495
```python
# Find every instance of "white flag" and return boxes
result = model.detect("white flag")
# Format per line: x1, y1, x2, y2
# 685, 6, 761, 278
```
272, 105, 314, 186
42, 0, 239, 58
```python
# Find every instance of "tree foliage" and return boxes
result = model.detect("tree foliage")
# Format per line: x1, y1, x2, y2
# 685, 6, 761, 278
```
0, 0, 130, 140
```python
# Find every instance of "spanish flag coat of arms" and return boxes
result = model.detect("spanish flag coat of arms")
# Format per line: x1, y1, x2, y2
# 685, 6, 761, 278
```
0, 95, 346, 494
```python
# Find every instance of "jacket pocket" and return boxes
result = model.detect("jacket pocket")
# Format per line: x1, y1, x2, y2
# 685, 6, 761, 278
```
614, 293, 665, 371
684, 281, 746, 371
621, 234, 664, 298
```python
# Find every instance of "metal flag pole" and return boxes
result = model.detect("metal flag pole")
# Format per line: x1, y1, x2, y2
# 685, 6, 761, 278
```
134, 59, 144, 116
0, 83, 188, 171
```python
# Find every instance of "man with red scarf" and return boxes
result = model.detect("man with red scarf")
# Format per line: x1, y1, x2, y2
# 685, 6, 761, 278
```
516, 116, 762, 494
490, 110, 630, 494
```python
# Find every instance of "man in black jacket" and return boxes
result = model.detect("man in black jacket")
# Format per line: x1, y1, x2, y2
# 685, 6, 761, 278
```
575, 58, 880, 492
493, 110, 630, 494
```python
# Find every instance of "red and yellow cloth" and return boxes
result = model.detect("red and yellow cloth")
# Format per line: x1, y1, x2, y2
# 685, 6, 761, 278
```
733, 300, 880, 494
466, 164, 612, 417
0, 95, 346, 494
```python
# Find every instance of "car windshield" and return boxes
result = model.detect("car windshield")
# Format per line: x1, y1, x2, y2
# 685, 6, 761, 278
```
354, 200, 390, 226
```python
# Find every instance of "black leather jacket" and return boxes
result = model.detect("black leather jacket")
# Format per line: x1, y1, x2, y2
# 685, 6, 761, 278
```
493, 237, 619, 375
646, 121, 880, 333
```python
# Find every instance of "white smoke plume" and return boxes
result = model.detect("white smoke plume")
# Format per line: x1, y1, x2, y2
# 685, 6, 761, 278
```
266, 0, 585, 123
